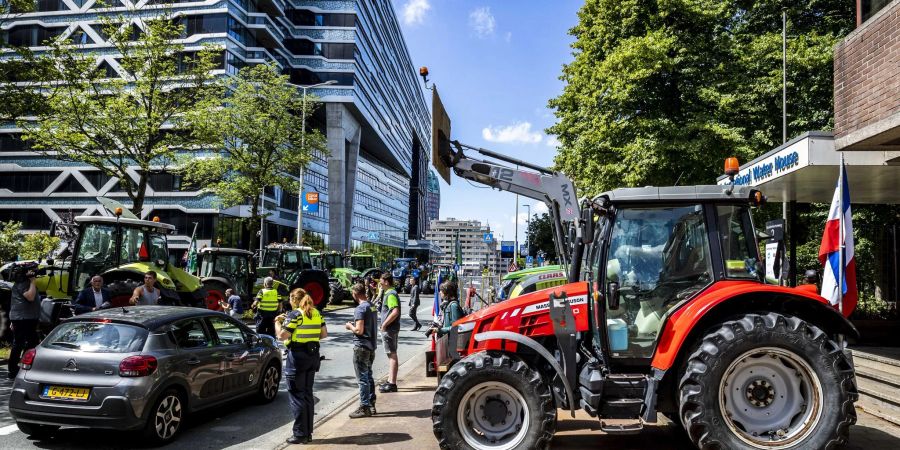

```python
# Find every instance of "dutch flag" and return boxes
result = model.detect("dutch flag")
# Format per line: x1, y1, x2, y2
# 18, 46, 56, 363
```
432, 271, 443, 322
818, 161, 857, 317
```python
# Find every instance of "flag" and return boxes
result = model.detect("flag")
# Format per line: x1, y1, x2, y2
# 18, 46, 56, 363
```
432, 271, 443, 322
818, 162, 857, 317
185, 222, 199, 273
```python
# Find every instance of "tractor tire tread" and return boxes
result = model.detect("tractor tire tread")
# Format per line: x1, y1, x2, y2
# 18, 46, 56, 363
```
432, 352, 556, 450
678, 312, 857, 450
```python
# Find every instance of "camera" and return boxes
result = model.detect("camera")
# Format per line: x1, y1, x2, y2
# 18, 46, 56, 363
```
2, 261, 45, 283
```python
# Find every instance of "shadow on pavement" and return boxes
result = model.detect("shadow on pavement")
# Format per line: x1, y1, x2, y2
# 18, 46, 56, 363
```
370, 409, 431, 419
310, 431, 412, 446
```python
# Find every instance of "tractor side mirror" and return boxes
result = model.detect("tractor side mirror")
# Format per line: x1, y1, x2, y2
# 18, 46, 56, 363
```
580, 207, 594, 245
607, 281, 620, 310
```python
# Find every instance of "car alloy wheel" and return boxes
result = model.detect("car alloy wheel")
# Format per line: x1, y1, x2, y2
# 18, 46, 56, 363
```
263, 365, 280, 400
155, 393, 183, 440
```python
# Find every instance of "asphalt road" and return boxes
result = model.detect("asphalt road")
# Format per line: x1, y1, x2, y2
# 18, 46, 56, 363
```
0, 296, 435, 449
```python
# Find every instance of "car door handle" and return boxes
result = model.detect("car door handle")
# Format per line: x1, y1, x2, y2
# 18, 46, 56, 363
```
186, 357, 202, 365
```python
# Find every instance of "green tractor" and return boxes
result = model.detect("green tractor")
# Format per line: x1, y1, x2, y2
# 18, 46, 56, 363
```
257, 244, 330, 310
348, 253, 383, 280
194, 247, 256, 311
311, 251, 356, 305
422, 263, 454, 295
1, 213, 207, 308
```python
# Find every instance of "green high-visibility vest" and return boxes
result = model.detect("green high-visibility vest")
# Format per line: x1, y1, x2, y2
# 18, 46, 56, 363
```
288, 309, 324, 344
258, 289, 279, 312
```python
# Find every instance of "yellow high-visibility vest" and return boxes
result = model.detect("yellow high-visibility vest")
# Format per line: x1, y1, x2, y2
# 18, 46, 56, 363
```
288, 309, 324, 344
258, 289, 279, 312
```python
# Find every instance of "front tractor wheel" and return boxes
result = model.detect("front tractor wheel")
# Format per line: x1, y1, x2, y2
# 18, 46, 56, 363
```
432, 352, 556, 450
679, 313, 857, 449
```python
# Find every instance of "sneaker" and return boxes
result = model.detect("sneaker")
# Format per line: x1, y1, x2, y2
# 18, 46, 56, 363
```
349, 406, 373, 419
378, 383, 398, 393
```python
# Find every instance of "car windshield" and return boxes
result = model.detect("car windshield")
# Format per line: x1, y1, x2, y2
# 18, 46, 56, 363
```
45, 322, 147, 353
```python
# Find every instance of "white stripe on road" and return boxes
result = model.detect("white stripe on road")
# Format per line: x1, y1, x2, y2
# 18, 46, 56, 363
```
0, 424, 19, 436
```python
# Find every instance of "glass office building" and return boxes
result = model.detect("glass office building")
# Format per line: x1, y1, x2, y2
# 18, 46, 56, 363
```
0, 0, 431, 256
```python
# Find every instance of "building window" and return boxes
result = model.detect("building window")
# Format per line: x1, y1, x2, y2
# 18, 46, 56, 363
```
0, 134, 32, 152
3, 24, 66, 47
861, 0, 893, 23
286, 69, 353, 86
147, 209, 216, 239
287, 10, 355, 27
0, 209, 51, 229
0, 171, 60, 193
285, 39, 355, 60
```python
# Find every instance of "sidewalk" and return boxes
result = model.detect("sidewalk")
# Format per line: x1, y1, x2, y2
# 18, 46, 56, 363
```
296, 351, 900, 450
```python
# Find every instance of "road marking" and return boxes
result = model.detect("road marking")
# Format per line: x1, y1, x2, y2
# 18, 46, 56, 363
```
0, 424, 19, 436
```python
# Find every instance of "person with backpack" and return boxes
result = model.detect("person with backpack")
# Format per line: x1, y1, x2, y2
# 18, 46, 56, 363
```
428, 280, 465, 338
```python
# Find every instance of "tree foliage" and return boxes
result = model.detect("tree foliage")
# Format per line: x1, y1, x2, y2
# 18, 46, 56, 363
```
21, 232, 60, 261
21, 16, 222, 214
180, 63, 326, 251
548, 0, 854, 195
0, 221, 23, 263
524, 213, 558, 263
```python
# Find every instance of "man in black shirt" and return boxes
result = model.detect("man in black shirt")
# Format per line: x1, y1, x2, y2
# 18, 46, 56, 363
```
7, 266, 39, 379
345, 283, 377, 418
407, 277, 421, 331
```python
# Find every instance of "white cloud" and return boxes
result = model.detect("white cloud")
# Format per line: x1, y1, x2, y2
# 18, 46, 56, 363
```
402, 0, 430, 26
469, 7, 495, 38
482, 122, 543, 144
533, 202, 549, 215
504, 31, 512, 43
545, 135, 561, 148
510, 212, 529, 226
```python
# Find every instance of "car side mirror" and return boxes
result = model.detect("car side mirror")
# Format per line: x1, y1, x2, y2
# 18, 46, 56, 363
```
247, 334, 259, 347
607, 281, 620, 310
580, 207, 594, 245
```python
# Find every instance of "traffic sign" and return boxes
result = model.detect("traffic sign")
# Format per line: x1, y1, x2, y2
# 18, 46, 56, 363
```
453, 263, 459, 272
526, 255, 534, 268
302, 191, 319, 213
483, 232, 493, 243
367, 231, 380, 241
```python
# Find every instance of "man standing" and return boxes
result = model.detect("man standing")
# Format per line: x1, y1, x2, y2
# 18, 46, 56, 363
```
378, 273, 401, 392
345, 283, 377, 418
7, 265, 39, 379
73, 275, 111, 314
252, 277, 280, 337
408, 277, 421, 331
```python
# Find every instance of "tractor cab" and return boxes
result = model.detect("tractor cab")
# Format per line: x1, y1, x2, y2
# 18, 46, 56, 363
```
349, 254, 375, 272
257, 244, 330, 310
196, 247, 255, 310
423, 263, 454, 294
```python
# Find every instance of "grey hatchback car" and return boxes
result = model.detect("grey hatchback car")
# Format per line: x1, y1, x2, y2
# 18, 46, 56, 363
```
9, 306, 282, 445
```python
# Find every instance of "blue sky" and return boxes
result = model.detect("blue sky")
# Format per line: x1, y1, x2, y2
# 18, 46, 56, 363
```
393, 0, 583, 245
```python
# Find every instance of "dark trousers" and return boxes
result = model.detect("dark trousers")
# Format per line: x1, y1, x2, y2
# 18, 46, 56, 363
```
408, 305, 420, 328
8, 319, 38, 377
255, 311, 277, 337
353, 346, 376, 407
286, 349, 318, 439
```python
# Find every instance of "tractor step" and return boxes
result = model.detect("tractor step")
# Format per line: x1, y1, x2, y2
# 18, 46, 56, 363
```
599, 397, 644, 418
599, 418, 643, 434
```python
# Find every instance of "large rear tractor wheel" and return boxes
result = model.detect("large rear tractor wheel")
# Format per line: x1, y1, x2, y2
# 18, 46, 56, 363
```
107, 280, 141, 307
329, 282, 345, 306
432, 352, 556, 450
678, 313, 857, 449
202, 281, 229, 311
293, 271, 330, 311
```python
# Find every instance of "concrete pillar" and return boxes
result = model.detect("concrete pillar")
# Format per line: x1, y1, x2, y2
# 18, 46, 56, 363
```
325, 103, 361, 252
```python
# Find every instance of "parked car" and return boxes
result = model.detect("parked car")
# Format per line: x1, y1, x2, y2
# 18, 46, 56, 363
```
8, 306, 283, 445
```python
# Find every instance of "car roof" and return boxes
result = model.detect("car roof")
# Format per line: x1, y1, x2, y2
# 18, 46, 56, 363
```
595, 185, 758, 204
66, 306, 225, 330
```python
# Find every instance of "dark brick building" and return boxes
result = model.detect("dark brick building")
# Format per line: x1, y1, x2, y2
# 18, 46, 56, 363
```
833, 0, 900, 151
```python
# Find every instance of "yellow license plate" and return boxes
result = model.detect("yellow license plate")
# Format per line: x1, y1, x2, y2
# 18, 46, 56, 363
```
42, 386, 90, 401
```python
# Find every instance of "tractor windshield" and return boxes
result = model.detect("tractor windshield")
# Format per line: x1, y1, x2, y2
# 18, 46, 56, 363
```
716, 205, 760, 279
324, 254, 342, 270
120, 227, 168, 265
73, 223, 117, 290
201, 253, 250, 295
350, 256, 373, 271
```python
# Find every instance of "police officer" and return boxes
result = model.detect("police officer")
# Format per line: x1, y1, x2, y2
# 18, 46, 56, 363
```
252, 277, 280, 337
276, 288, 327, 445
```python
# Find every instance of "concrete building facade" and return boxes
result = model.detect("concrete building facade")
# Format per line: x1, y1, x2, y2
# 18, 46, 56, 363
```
426, 218, 498, 276
0, 0, 431, 257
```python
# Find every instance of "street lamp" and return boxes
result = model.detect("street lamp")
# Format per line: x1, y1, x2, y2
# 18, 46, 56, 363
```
289, 79, 338, 245
522, 204, 531, 261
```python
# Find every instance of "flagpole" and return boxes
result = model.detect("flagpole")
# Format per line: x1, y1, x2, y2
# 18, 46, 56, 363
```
838, 153, 844, 317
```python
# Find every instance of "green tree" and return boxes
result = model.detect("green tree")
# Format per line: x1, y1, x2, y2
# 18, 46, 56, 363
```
180, 63, 326, 251
21, 16, 222, 214
524, 212, 558, 262
20, 232, 60, 260
0, 221, 23, 262
548, 0, 854, 195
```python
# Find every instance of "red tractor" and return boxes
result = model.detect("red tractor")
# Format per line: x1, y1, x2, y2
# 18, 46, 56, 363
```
428, 141, 857, 449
